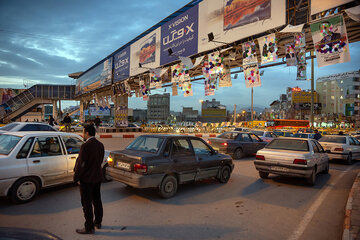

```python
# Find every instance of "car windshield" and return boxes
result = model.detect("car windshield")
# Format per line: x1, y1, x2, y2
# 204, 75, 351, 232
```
319, 136, 346, 144
218, 132, 239, 139
126, 136, 164, 153
251, 131, 264, 136
1, 123, 19, 131
266, 139, 309, 151
0, 134, 22, 155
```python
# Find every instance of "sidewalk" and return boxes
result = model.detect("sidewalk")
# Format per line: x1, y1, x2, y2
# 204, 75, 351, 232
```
343, 171, 360, 240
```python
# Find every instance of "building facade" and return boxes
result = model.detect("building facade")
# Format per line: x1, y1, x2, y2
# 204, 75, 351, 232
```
201, 99, 226, 123
147, 93, 170, 122
182, 107, 199, 122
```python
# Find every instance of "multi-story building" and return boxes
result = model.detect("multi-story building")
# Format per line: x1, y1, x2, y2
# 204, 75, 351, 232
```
132, 109, 147, 122
316, 70, 360, 127
182, 107, 199, 122
291, 90, 321, 120
147, 93, 170, 122
201, 99, 226, 123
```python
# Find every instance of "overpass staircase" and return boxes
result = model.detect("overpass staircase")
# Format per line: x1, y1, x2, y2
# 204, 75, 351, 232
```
0, 84, 75, 123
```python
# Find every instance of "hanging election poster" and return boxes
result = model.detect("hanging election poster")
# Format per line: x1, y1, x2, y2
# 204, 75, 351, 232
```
183, 82, 193, 97
294, 32, 306, 49
172, 83, 178, 96
311, 0, 354, 15
244, 63, 261, 88
257, 33, 278, 64
218, 67, 232, 88
297, 64, 307, 80
171, 63, 190, 83
113, 46, 130, 83
285, 44, 297, 66
205, 79, 215, 96
160, 5, 198, 66
242, 41, 258, 65
198, 0, 286, 53
310, 14, 350, 67
139, 79, 150, 101
296, 47, 306, 64
130, 28, 161, 76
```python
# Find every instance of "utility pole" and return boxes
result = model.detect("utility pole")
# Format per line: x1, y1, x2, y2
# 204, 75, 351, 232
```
310, 51, 315, 129
251, 87, 254, 122
234, 104, 236, 123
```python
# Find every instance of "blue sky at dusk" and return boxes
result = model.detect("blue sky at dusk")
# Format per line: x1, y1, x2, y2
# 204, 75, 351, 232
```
0, 0, 359, 112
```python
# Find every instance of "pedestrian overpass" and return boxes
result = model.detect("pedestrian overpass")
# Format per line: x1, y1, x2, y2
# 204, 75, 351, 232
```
0, 84, 75, 123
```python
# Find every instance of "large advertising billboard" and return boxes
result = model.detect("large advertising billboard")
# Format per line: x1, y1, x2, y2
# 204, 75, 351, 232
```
130, 28, 161, 76
311, 0, 354, 15
160, 5, 199, 66
198, 0, 286, 53
76, 57, 113, 95
113, 46, 131, 83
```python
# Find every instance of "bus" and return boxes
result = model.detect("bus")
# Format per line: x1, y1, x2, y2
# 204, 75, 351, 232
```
266, 119, 310, 129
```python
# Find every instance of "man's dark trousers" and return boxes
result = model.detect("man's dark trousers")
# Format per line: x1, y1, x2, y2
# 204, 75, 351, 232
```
80, 181, 103, 230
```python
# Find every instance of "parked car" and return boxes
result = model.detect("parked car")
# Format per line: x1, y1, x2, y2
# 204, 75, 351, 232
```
0, 122, 57, 133
273, 131, 294, 138
254, 138, 329, 185
250, 130, 277, 143
353, 135, 360, 140
234, 127, 250, 132
0, 131, 110, 203
207, 131, 267, 159
293, 133, 315, 139
318, 135, 360, 164
106, 135, 234, 198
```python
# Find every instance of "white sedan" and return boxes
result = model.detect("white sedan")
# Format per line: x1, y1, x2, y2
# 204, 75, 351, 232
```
318, 135, 360, 165
250, 130, 277, 143
0, 131, 110, 203
254, 138, 329, 185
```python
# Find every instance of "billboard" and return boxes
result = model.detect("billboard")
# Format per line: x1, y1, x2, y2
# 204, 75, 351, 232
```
198, 0, 286, 53
76, 57, 113, 95
130, 28, 161, 76
311, 0, 354, 15
160, 5, 199, 66
113, 46, 131, 83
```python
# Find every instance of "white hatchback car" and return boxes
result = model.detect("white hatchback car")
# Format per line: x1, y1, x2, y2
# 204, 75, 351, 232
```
0, 131, 109, 203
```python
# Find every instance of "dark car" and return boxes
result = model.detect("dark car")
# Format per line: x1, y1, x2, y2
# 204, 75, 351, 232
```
207, 131, 267, 159
106, 135, 234, 198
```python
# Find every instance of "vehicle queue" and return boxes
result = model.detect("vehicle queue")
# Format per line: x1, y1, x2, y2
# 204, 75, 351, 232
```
0, 121, 359, 203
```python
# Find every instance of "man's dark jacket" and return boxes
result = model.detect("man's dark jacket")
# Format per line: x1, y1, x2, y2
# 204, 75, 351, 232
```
74, 137, 105, 183
63, 116, 72, 124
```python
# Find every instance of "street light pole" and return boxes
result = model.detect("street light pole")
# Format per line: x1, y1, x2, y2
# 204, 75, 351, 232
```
310, 51, 315, 129
251, 87, 254, 122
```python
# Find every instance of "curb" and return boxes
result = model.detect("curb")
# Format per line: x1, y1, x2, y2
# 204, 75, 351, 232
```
343, 171, 360, 240
99, 134, 135, 139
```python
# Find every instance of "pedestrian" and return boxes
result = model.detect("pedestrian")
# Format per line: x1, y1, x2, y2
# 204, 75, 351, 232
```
74, 125, 105, 234
48, 115, 55, 126
63, 113, 72, 132
314, 129, 322, 140
94, 116, 101, 132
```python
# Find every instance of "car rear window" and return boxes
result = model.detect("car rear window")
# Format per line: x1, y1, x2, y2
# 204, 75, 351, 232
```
218, 132, 239, 139
126, 136, 164, 153
0, 134, 22, 155
266, 139, 309, 151
1, 123, 20, 131
319, 136, 346, 143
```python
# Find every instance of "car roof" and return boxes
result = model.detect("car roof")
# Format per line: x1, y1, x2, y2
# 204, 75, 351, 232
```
6, 122, 50, 125
137, 134, 201, 139
322, 134, 348, 137
273, 137, 312, 141
1, 131, 82, 138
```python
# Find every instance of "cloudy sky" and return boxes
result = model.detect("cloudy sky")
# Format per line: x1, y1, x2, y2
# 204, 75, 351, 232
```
0, 0, 359, 112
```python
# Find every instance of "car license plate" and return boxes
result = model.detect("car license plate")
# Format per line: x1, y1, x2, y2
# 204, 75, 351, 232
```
271, 166, 288, 172
116, 161, 131, 170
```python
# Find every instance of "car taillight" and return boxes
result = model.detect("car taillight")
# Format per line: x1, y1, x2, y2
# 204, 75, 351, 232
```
334, 148, 344, 152
221, 142, 228, 146
256, 155, 265, 160
207, 140, 211, 144
134, 163, 147, 174
293, 159, 307, 165
107, 156, 113, 167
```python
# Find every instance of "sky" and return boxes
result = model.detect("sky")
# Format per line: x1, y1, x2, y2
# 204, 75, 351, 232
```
0, 0, 359, 112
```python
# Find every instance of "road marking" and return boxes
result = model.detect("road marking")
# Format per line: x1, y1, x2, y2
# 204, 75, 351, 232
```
288, 165, 354, 240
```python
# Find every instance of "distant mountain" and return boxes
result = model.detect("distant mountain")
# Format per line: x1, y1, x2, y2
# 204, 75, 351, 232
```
226, 104, 266, 113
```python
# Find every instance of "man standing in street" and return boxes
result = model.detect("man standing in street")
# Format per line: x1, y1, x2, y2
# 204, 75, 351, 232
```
314, 129, 322, 140
94, 116, 101, 133
74, 125, 105, 234
63, 113, 72, 132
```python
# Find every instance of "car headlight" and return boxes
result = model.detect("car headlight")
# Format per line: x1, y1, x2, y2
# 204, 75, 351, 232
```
107, 156, 113, 166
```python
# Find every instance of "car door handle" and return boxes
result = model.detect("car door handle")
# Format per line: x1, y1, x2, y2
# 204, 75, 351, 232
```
32, 160, 40, 163
70, 157, 77, 160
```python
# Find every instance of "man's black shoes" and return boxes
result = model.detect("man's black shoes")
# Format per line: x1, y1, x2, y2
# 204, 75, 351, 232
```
95, 223, 102, 229
76, 228, 95, 234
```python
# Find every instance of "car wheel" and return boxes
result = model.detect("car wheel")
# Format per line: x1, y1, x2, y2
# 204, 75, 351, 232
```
157, 175, 178, 198
218, 165, 231, 183
10, 177, 39, 204
233, 148, 244, 160
323, 161, 329, 174
346, 153, 352, 165
306, 169, 316, 186
259, 171, 269, 179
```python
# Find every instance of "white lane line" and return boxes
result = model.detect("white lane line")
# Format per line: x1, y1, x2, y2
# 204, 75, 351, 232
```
288, 165, 353, 240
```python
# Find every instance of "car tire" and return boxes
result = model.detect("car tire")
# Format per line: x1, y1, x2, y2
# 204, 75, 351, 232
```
218, 165, 231, 183
346, 153, 352, 165
323, 161, 329, 174
158, 175, 178, 198
259, 171, 269, 179
10, 177, 40, 204
306, 169, 316, 186
233, 148, 244, 160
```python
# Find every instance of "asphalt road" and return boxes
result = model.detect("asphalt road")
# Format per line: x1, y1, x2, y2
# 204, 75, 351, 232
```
0, 136, 359, 240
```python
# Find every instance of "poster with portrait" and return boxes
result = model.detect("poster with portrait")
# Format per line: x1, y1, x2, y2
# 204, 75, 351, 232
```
257, 33, 278, 64
294, 32, 306, 49
244, 63, 261, 88
310, 14, 350, 67
139, 80, 150, 101
297, 64, 307, 80
171, 63, 190, 83
182, 82, 193, 97
285, 44, 297, 66
242, 41, 258, 65
218, 67, 232, 88
205, 79, 215, 96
